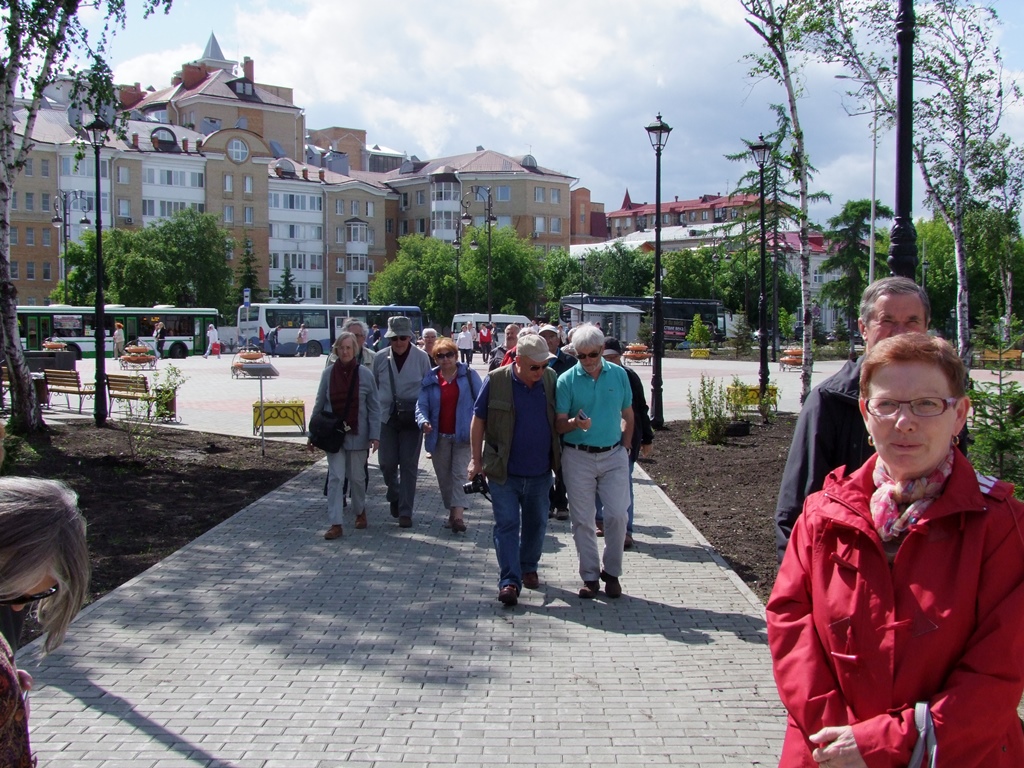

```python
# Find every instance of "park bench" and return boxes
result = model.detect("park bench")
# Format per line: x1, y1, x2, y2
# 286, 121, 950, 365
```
43, 369, 95, 413
975, 348, 1023, 370
106, 372, 154, 416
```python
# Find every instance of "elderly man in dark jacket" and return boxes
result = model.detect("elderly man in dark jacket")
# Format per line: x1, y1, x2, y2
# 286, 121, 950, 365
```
774, 277, 934, 564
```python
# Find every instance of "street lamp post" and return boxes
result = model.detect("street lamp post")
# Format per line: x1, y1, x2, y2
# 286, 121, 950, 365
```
453, 196, 473, 316
85, 113, 110, 427
645, 114, 672, 429
750, 135, 771, 401
464, 188, 496, 325
889, 0, 918, 279
51, 190, 90, 303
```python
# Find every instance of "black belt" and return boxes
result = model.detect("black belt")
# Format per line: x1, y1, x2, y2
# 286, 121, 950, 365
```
565, 443, 618, 454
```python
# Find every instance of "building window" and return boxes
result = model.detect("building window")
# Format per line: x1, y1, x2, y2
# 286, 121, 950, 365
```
401, 220, 409, 235
336, 287, 345, 302
41, 193, 50, 212
496, 215, 512, 229
224, 205, 234, 224
25, 228, 35, 246
366, 201, 374, 217
309, 196, 322, 212
309, 253, 322, 270
534, 216, 545, 233
118, 199, 131, 217
43, 262, 51, 280
689, 211, 697, 222
335, 199, 344, 215
244, 206, 254, 224
26, 262, 35, 280
534, 187, 544, 203
350, 200, 359, 216
335, 227, 344, 244
417, 218, 426, 233
310, 285, 322, 300
336, 257, 344, 273
431, 182, 456, 202
142, 199, 155, 217
227, 138, 249, 163
550, 217, 562, 234
416, 190, 425, 206
497, 186, 511, 202
9, 192, 15, 210
24, 159, 33, 176
9, 228, 17, 245
25, 193, 34, 211
550, 188, 560, 204
385, 218, 394, 234
10, 261, 17, 278
40, 159, 49, 177
244, 175, 253, 194
224, 174, 233, 192
401, 192, 409, 209
701, 210, 708, 221
117, 166, 129, 184
42, 229, 51, 247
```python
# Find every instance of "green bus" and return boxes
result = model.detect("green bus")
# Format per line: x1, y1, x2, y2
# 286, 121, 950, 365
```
16, 304, 218, 359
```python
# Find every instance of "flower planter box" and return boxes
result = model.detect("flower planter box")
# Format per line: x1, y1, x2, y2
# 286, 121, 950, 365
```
727, 384, 778, 411
253, 402, 306, 435
690, 348, 711, 359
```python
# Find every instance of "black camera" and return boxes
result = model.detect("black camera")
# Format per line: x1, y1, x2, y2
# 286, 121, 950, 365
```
463, 474, 489, 496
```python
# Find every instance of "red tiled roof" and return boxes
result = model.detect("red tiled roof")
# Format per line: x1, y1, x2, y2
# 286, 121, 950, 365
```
606, 192, 760, 218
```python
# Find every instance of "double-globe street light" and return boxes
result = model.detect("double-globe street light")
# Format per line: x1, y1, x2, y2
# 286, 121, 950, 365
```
461, 186, 497, 325
645, 114, 672, 429
451, 195, 474, 315
51, 190, 91, 302
750, 135, 771, 401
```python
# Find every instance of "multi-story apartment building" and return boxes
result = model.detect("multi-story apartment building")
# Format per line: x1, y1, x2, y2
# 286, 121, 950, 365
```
7, 33, 579, 307
569, 187, 607, 245
605, 191, 760, 239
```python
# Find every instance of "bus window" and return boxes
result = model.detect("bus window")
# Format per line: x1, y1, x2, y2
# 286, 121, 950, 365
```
300, 309, 328, 329
266, 308, 301, 329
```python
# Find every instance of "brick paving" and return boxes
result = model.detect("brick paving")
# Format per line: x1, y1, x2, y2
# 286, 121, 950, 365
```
22, 354, 789, 766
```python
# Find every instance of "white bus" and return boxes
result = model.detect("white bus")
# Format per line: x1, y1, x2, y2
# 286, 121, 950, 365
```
17, 304, 218, 359
450, 313, 532, 347
237, 303, 425, 357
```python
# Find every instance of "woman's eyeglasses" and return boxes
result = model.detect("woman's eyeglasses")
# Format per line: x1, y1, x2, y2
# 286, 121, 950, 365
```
864, 397, 959, 418
436, 351, 457, 359
0, 584, 59, 606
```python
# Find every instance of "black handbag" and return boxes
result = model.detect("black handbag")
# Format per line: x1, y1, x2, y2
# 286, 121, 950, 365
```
309, 367, 358, 453
387, 351, 420, 430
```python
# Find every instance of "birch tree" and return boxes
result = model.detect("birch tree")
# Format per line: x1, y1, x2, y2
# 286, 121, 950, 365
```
1, 0, 171, 432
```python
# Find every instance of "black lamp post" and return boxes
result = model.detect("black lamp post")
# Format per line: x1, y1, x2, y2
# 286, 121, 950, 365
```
51, 190, 90, 303
888, 0, 918, 278
750, 135, 771, 400
453, 196, 473, 315
645, 113, 672, 429
85, 113, 110, 427
466, 187, 496, 326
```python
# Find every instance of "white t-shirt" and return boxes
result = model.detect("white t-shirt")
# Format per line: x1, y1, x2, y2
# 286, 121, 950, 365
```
207, 327, 219, 343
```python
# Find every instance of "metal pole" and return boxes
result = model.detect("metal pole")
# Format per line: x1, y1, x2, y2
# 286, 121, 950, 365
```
758, 162, 769, 400
92, 137, 108, 426
651, 143, 665, 428
869, 88, 878, 285
888, 0, 918, 278
486, 191, 492, 326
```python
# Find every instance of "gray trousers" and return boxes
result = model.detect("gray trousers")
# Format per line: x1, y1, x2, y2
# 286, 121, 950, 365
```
327, 448, 369, 525
378, 419, 423, 518
430, 435, 471, 510
562, 444, 630, 581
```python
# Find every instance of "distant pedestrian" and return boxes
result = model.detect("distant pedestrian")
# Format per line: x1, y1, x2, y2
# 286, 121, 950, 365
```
112, 322, 125, 358
421, 328, 439, 366
203, 324, 220, 359
295, 324, 309, 357
457, 323, 475, 365
266, 325, 281, 357
478, 323, 493, 360
488, 324, 520, 371
153, 322, 166, 358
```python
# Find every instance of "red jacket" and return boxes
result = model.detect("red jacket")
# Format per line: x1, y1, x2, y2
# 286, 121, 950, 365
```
768, 451, 1024, 767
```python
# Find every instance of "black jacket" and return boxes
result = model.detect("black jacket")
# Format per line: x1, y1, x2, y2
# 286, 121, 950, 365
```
624, 366, 654, 457
774, 358, 871, 564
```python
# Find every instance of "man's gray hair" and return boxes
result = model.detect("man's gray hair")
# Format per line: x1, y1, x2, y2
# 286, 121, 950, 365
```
859, 277, 931, 326
341, 318, 368, 336
0, 477, 89, 654
572, 323, 604, 353
505, 324, 521, 334
422, 328, 438, 338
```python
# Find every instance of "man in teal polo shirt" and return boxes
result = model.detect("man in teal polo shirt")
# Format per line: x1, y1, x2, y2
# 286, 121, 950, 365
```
555, 324, 634, 599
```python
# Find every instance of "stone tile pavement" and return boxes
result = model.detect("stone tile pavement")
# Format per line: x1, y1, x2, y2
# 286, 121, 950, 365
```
22, 354, 789, 766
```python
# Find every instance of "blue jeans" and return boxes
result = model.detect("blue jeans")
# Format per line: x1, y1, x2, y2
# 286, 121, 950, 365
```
596, 458, 636, 533
490, 472, 552, 591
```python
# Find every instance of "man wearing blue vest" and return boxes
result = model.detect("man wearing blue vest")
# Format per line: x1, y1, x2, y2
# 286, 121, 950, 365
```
555, 323, 634, 599
468, 334, 561, 607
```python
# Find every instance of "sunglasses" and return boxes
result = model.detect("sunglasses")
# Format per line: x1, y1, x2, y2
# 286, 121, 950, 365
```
436, 351, 457, 359
394, 336, 410, 341
528, 362, 549, 371
578, 351, 602, 359
0, 584, 59, 606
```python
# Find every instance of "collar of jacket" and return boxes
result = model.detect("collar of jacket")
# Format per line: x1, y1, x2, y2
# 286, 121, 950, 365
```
819, 357, 863, 404
819, 450, 991, 535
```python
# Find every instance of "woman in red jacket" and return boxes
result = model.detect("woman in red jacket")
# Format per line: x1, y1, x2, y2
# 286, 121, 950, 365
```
768, 333, 1024, 768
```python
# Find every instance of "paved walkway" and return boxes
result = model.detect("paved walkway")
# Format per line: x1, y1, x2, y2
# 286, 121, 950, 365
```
22, 354, 794, 766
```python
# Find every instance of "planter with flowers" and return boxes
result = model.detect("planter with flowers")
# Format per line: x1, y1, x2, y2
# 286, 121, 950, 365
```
253, 397, 306, 435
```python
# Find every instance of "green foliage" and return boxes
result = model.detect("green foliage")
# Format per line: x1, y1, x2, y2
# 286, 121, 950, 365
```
728, 314, 753, 359
688, 374, 729, 445
687, 315, 711, 348
777, 307, 795, 340
277, 263, 298, 303
636, 321, 652, 347
234, 238, 264, 307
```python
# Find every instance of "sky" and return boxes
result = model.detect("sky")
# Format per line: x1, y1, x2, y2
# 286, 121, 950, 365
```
89, 0, 1024, 227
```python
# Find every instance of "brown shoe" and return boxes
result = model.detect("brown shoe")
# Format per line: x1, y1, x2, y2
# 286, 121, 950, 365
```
323, 525, 343, 540
522, 571, 540, 590
354, 513, 367, 529
578, 580, 600, 599
398, 515, 412, 529
498, 585, 519, 606
451, 518, 467, 533
600, 571, 622, 598
596, 520, 604, 537
624, 534, 634, 550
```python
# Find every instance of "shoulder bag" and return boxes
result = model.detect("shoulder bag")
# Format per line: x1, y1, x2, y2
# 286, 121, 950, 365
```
309, 368, 359, 453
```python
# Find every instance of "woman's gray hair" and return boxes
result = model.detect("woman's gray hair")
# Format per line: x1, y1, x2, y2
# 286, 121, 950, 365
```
572, 323, 605, 353
0, 478, 89, 653
332, 331, 357, 355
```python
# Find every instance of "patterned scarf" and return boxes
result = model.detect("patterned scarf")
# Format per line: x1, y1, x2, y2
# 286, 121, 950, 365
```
870, 448, 955, 541
329, 358, 360, 436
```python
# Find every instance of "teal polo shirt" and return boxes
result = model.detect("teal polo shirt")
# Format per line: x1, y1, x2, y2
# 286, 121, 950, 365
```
556, 358, 632, 448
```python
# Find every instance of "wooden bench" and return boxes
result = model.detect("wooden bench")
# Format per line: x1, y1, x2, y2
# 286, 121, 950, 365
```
106, 373, 153, 416
975, 348, 1023, 369
43, 369, 95, 413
